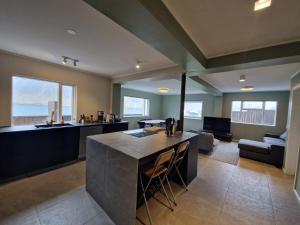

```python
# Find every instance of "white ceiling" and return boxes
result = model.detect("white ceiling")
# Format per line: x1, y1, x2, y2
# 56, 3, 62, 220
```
0, 0, 175, 76
122, 78, 207, 95
201, 63, 300, 93
163, 0, 300, 58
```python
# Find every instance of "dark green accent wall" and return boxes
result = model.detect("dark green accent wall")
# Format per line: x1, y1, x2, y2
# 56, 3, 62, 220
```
112, 83, 121, 116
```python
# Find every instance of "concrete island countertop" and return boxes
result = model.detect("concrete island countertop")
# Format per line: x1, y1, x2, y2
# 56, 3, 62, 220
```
88, 129, 198, 160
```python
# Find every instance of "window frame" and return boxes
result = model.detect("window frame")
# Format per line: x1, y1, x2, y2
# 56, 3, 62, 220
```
231, 100, 278, 127
123, 96, 150, 117
11, 75, 77, 125
184, 101, 203, 120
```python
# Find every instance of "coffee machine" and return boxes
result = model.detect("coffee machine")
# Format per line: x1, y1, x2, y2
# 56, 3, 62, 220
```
97, 111, 105, 123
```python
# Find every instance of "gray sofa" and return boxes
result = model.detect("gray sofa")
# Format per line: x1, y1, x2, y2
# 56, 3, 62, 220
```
238, 132, 287, 168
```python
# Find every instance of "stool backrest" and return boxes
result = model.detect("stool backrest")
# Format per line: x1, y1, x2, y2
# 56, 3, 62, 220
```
153, 149, 175, 172
174, 141, 190, 163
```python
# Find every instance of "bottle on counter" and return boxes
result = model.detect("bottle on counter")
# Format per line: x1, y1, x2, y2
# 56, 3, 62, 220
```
79, 115, 85, 124
60, 116, 65, 124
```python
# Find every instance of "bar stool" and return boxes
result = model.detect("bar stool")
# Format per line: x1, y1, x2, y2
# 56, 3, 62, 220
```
139, 149, 175, 225
166, 141, 190, 206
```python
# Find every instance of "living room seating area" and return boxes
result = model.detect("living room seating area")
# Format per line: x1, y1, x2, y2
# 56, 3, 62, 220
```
238, 131, 287, 168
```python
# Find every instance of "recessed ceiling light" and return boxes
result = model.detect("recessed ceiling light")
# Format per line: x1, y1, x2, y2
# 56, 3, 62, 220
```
241, 85, 254, 91
159, 88, 170, 93
239, 75, 246, 82
254, 0, 272, 11
66, 29, 76, 35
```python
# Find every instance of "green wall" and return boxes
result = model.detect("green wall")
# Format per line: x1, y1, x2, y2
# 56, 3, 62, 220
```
222, 91, 290, 141
161, 94, 218, 131
120, 88, 162, 130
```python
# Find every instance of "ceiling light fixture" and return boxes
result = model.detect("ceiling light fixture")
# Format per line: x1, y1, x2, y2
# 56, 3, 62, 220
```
240, 85, 254, 91
135, 60, 141, 69
239, 75, 246, 82
62, 56, 79, 67
73, 59, 79, 67
254, 0, 272, 11
159, 88, 170, 93
66, 29, 76, 35
62, 56, 67, 65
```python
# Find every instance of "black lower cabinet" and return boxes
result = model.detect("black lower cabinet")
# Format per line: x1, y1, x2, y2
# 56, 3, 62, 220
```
0, 127, 79, 183
102, 122, 128, 133
0, 122, 128, 183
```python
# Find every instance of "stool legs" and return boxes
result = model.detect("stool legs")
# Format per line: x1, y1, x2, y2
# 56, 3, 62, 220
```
158, 176, 173, 211
165, 176, 177, 206
139, 173, 153, 225
175, 164, 188, 191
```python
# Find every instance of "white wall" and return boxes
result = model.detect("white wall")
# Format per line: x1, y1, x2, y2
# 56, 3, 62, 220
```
0, 51, 112, 126
285, 85, 300, 175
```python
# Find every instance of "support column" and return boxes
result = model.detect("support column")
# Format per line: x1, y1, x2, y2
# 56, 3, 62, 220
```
112, 83, 122, 116
179, 73, 186, 131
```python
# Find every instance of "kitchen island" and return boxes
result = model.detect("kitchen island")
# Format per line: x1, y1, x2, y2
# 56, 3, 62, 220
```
86, 130, 199, 225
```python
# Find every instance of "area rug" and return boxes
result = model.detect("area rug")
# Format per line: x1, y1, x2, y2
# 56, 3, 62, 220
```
200, 141, 240, 165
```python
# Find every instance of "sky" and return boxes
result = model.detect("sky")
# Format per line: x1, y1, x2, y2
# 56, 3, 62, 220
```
12, 76, 72, 106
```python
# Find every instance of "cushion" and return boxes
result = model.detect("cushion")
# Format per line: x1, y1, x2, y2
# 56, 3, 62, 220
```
238, 139, 270, 154
280, 131, 288, 141
263, 137, 286, 147
213, 138, 220, 146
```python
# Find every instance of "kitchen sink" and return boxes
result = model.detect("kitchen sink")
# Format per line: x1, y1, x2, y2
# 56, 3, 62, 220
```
35, 123, 73, 128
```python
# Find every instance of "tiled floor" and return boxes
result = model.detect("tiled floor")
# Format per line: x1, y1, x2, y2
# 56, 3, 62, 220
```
1, 156, 299, 225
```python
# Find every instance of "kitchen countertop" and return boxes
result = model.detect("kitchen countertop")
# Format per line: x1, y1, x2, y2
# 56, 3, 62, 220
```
0, 121, 128, 134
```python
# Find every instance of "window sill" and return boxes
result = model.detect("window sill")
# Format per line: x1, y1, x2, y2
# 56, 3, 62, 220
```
184, 117, 202, 120
231, 121, 276, 127
123, 115, 149, 118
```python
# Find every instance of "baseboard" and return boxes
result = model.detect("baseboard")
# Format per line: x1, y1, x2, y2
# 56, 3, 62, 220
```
283, 167, 295, 175
294, 189, 300, 203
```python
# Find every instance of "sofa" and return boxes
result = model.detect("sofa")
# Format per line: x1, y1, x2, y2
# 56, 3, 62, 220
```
238, 131, 287, 168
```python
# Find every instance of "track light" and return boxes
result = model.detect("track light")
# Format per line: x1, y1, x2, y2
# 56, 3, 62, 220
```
135, 60, 141, 69
62, 56, 67, 65
73, 60, 79, 67
62, 56, 79, 67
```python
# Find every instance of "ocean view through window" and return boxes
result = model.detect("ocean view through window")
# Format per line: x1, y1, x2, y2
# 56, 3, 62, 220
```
12, 76, 75, 125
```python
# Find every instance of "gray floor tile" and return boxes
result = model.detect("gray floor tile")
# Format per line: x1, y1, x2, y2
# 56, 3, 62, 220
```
38, 187, 103, 225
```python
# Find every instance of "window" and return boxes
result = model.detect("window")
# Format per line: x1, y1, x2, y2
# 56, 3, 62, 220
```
12, 76, 76, 125
62, 85, 75, 122
184, 101, 203, 119
123, 96, 149, 117
231, 100, 277, 126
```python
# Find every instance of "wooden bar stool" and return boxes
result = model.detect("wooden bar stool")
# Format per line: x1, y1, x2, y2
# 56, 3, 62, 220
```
166, 141, 190, 206
138, 149, 175, 225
